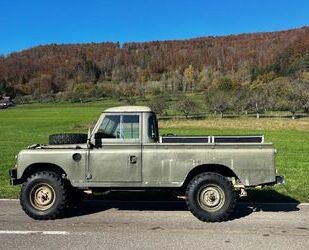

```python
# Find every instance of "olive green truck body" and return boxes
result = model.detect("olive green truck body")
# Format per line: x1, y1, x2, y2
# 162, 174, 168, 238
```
13, 140, 279, 188
10, 106, 282, 189
9, 106, 284, 222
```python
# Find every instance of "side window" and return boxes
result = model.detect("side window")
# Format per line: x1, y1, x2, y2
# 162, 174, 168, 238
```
148, 114, 158, 141
122, 115, 139, 139
98, 115, 140, 139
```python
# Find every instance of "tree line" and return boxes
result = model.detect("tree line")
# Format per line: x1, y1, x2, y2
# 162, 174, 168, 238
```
148, 78, 309, 119
0, 26, 308, 117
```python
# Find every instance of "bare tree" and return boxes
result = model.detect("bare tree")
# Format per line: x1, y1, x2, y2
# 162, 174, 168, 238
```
285, 83, 306, 119
206, 91, 232, 118
176, 96, 199, 119
148, 95, 168, 116
248, 90, 269, 119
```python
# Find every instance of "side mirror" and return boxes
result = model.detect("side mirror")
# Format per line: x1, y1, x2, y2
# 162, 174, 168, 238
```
94, 132, 104, 139
94, 133, 104, 147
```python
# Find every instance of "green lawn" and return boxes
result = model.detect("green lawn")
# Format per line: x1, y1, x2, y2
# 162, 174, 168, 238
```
0, 102, 308, 202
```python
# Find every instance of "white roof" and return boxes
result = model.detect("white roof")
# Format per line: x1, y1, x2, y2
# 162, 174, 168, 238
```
104, 106, 152, 112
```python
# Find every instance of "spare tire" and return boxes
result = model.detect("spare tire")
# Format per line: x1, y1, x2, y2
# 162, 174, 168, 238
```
49, 133, 88, 145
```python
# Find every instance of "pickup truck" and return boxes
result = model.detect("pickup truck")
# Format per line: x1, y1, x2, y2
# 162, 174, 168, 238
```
9, 106, 284, 222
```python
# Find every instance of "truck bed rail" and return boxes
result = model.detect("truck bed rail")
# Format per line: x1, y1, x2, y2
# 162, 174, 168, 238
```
160, 135, 264, 143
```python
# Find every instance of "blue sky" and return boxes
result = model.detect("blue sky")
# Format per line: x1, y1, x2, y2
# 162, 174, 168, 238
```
0, 0, 308, 55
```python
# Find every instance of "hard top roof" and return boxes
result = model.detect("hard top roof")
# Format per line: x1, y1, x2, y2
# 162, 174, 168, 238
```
104, 106, 152, 112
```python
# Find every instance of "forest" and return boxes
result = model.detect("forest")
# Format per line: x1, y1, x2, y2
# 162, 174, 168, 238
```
0, 26, 308, 117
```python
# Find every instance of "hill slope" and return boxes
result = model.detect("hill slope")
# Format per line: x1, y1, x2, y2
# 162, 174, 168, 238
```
0, 26, 309, 97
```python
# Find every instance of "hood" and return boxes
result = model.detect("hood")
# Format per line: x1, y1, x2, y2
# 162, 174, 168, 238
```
26, 143, 88, 149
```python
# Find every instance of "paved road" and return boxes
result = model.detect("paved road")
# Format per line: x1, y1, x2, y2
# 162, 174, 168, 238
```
0, 199, 309, 250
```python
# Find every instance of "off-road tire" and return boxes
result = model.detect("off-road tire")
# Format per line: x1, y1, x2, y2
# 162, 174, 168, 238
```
49, 133, 88, 145
20, 171, 67, 220
185, 172, 236, 222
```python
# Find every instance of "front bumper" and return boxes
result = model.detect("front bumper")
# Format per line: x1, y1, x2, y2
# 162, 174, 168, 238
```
9, 168, 19, 185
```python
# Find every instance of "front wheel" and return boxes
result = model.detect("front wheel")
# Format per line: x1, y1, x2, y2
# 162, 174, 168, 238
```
185, 172, 236, 222
20, 171, 67, 220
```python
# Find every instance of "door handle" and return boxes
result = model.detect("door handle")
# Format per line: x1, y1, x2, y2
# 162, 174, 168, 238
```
129, 155, 137, 164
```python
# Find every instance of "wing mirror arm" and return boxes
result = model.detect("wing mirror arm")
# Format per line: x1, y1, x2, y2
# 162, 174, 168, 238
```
87, 128, 91, 148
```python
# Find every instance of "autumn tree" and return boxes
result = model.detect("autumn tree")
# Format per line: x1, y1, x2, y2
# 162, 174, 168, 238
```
183, 65, 195, 92
119, 83, 138, 105
229, 88, 251, 114
304, 101, 309, 113
197, 66, 213, 90
169, 70, 183, 92
217, 77, 233, 91
75, 60, 101, 84
299, 53, 309, 72
0, 79, 7, 95
281, 81, 308, 119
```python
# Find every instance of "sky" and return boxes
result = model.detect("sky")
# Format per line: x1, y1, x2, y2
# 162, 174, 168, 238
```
0, 0, 308, 55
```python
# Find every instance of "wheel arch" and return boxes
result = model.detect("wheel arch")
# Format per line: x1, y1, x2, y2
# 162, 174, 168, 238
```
20, 163, 69, 184
182, 164, 240, 189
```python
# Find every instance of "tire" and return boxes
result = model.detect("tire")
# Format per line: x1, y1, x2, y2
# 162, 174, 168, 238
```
20, 171, 67, 220
185, 172, 236, 222
49, 133, 88, 145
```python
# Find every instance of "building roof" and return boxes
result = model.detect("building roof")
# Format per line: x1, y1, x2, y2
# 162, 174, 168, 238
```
104, 106, 152, 112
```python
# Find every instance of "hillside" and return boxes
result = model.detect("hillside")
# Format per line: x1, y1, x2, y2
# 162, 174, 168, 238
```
0, 26, 308, 109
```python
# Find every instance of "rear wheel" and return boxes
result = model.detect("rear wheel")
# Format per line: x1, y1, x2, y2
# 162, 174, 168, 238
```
20, 171, 67, 220
185, 172, 236, 222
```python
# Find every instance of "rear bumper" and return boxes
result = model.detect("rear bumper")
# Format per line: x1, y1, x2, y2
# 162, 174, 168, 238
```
9, 168, 19, 185
261, 175, 285, 187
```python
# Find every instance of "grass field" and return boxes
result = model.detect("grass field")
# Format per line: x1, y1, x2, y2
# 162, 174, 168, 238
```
0, 102, 308, 202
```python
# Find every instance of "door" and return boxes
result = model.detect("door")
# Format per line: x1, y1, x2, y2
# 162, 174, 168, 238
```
89, 113, 142, 183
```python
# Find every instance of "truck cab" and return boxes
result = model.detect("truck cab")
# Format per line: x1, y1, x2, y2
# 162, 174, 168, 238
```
89, 106, 157, 183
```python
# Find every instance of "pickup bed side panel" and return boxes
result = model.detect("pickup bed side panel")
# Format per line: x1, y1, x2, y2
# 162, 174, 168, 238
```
142, 143, 276, 187
142, 144, 211, 186
212, 145, 276, 186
